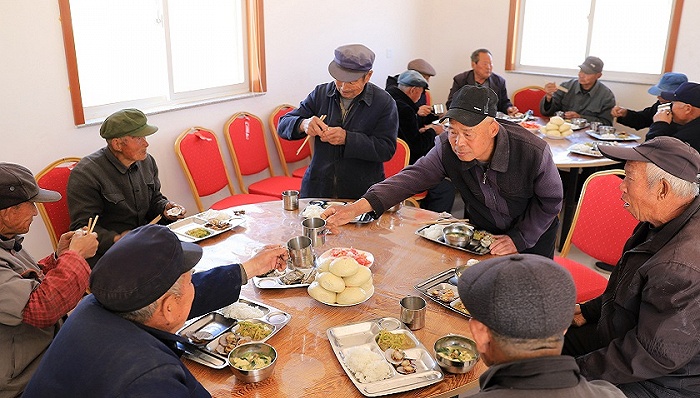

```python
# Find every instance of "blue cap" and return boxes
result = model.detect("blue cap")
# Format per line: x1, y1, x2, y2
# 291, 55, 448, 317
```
328, 44, 375, 82
397, 70, 428, 88
648, 72, 688, 96
660, 82, 700, 109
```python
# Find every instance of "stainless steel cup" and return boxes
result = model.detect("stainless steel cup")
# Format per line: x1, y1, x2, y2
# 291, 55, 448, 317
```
589, 121, 601, 132
282, 190, 299, 211
555, 111, 565, 119
302, 217, 327, 247
432, 103, 445, 115
287, 236, 315, 270
400, 296, 427, 330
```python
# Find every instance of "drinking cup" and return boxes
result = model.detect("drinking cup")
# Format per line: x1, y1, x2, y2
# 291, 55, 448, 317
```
589, 121, 601, 133
432, 103, 445, 115
400, 296, 427, 330
302, 217, 327, 247
287, 236, 315, 270
555, 111, 565, 119
282, 190, 299, 211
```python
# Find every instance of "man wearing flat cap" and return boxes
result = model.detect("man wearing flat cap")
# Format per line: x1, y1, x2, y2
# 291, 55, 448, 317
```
0, 163, 97, 397
457, 254, 624, 397
612, 72, 687, 131
67, 108, 187, 267
564, 136, 700, 397
645, 81, 700, 154
278, 44, 399, 199
541, 56, 616, 125
386, 58, 439, 124
324, 85, 563, 258
24, 224, 287, 397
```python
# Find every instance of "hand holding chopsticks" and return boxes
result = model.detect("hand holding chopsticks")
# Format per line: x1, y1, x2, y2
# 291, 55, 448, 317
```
296, 115, 327, 156
86, 215, 99, 234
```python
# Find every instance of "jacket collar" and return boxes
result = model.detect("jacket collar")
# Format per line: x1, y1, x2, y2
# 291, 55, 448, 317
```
387, 85, 419, 112
0, 234, 23, 252
102, 146, 138, 175
480, 356, 581, 391
628, 195, 700, 254
488, 123, 511, 173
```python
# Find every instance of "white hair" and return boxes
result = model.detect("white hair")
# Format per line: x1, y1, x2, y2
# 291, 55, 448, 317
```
646, 162, 699, 198
118, 273, 185, 323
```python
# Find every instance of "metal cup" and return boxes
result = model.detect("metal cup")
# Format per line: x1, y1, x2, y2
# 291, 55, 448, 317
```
589, 121, 601, 132
282, 190, 299, 211
302, 217, 327, 247
287, 236, 315, 270
400, 296, 427, 330
432, 103, 445, 115
555, 111, 565, 119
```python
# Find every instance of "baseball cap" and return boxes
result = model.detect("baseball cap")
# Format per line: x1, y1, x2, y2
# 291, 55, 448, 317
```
397, 70, 428, 89
90, 224, 203, 313
578, 56, 604, 74
458, 254, 576, 339
648, 72, 688, 96
599, 136, 700, 183
0, 162, 61, 210
99, 108, 159, 139
660, 82, 700, 108
440, 85, 498, 127
328, 44, 375, 82
407, 58, 436, 77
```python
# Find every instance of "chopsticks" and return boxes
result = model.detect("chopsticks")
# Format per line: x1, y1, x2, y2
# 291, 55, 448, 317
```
86, 215, 99, 234
426, 218, 471, 225
148, 215, 162, 225
296, 115, 326, 156
556, 85, 569, 93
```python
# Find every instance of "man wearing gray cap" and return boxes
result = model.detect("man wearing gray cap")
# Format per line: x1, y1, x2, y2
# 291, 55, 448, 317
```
386, 58, 438, 122
0, 163, 97, 397
457, 254, 624, 397
564, 136, 700, 397
67, 108, 187, 267
24, 224, 287, 397
278, 44, 399, 199
611, 72, 687, 130
324, 85, 563, 258
541, 56, 616, 125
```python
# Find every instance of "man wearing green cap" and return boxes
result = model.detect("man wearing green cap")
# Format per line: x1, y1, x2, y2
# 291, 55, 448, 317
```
67, 109, 186, 267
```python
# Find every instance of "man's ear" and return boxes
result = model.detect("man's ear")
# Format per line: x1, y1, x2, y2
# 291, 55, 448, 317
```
468, 319, 491, 352
159, 294, 179, 325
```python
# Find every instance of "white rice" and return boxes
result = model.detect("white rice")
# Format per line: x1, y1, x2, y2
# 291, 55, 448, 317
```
221, 302, 264, 319
422, 224, 445, 240
344, 346, 392, 383
301, 205, 324, 219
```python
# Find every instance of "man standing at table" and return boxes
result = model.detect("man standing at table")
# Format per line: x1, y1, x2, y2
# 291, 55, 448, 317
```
446, 48, 519, 116
323, 85, 563, 258
541, 56, 615, 126
277, 44, 399, 199
611, 72, 687, 131
645, 81, 700, 154
564, 137, 700, 397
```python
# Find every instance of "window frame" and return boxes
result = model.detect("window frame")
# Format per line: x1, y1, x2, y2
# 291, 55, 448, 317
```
58, 0, 266, 126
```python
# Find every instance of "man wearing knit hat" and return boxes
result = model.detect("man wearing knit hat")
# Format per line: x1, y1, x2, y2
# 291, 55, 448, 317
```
278, 44, 399, 199
564, 136, 700, 396
457, 254, 624, 397
612, 72, 687, 130
645, 81, 700, 154
0, 162, 97, 397
67, 108, 187, 267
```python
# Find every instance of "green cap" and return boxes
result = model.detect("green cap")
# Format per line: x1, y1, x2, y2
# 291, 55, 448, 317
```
100, 109, 158, 139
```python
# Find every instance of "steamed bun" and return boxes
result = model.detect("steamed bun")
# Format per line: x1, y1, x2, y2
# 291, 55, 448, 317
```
318, 271, 346, 293
317, 257, 333, 273
308, 281, 337, 304
342, 265, 372, 287
337, 287, 367, 305
329, 257, 360, 277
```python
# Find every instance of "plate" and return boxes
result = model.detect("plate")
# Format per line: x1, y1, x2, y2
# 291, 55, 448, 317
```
312, 285, 375, 307
567, 143, 603, 157
586, 130, 640, 141
318, 247, 374, 267
168, 210, 244, 242
415, 225, 491, 255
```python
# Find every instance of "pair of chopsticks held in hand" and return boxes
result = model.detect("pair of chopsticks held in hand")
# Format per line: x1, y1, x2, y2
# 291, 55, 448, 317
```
296, 115, 327, 156
85, 215, 99, 234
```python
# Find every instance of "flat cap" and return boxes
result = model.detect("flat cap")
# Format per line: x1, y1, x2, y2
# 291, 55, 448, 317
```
100, 108, 158, 139
328, 44, 375, 82
0, 163, 61, 210
407, 58, 436, 77
398, 70, 428, 89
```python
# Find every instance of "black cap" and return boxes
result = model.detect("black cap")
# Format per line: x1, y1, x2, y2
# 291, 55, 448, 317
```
458, 254, 576, 339
0, 162, 61, 210
90, 225, 203, 312
440, 85, 498, 127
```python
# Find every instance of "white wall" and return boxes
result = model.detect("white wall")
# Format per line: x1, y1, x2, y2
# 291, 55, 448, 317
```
1, 0, 698, 255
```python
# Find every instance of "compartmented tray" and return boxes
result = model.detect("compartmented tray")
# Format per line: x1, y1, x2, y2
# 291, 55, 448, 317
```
252, 268, 317, 289
415, 225, 491, 255
586, 130, 640, 141
302, 200, 375, 224
168, 209, 244, 243
327, 317, 443, 397
414, 269, 471, 318
176, 297, 291, 369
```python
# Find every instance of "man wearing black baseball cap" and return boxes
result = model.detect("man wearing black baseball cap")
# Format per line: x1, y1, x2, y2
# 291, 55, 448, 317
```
564, 136, 700, 396
324, 85, 563, 258
0, 162, 97, 396
277, 44, 399, 199
24, 225, 287, 397
646, 81, 700, 154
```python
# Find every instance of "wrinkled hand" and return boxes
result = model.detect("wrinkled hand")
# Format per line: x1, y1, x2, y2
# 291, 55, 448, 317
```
300, 116, 329, 137
320, 126, 346, 145
417, 105, 432, 117
611, 106, 628, 118
564, 111, 581, 119
653, 107, 673, 124
572, 304, 587, 327
507, 106, 520, 116
543, 82, 557, 98
164, 202, 187, 221
322, 199, 372, 233
488, 235, 517, 256
58, 228, 98, 259
242, 245, 289, 278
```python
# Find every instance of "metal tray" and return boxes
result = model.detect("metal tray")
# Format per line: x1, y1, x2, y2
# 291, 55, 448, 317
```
252, 268, 317, 289
180, 312, 237, 345
586, 130, 640, 141
415, 225, 491, 255
305, 200, 375, 224
168, 210, 244, 243
176, 297, 291, 369
327, 317, 443, 397
415, 269, 471, 318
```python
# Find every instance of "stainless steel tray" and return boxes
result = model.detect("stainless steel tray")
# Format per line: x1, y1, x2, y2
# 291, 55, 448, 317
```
304, 200, 375, 224
415, 269, 471, 318
586, 130, 640, 141
177, 297, 291, 369
168, 210, 244, 243
415, 225, 490, 255
252, 268, 316, 289
327, 317, 443, 397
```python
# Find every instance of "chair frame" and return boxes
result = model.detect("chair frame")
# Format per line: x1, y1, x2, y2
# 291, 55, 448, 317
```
268, 104, 309, 177
35, 157, 81, 250
224, 112, 278, 194
512, 85, 546, 116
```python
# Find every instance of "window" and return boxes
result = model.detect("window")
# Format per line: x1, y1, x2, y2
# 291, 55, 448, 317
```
58, 0, 266, 125
506, 0, 683, 83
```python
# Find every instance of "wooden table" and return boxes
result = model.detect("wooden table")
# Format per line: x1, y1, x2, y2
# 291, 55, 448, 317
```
185, 200, 491, 397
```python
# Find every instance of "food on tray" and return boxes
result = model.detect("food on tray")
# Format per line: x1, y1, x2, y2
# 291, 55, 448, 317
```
301, 204, 324, 218
519, 120, 542, 130
384, 348, 406, 364
325, 247, 372, 267
429, 287, 456, 302
376, 330, 416, 351
230, 352, 273, 371
215, 332, 252, 355
540, 116, 573, 138
307, 257, 374, 305
185, 227, 211, 239
344, 346, 393, 383
279, 269, 316, 285
203, 219, 231, 231
221, 302, 264, 320
451, 300, 470, 315
166, 207, 184, 217
422, 224, 446, 240
395, 359, 417, 374
436, 345, 477, 363
236, 321, 272, 340
471, 230, 493, 247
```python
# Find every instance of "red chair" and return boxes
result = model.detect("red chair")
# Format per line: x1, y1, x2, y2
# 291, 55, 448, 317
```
224, 112, 302, 199
555, 169, 639, 303
268, 104, 309, 179
35, 157, 81, 250
174, 127, 277, 212
383, 138, 427, 207
513, 86, 546, 117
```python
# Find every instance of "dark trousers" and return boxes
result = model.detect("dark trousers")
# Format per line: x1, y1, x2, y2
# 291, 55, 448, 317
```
521, 217, 559, 259
420, 178, 455, 213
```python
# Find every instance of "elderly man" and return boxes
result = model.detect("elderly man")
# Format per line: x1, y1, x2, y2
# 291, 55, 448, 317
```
611, 72, 687, 131
67, 108, 186, 267
386, 58, 439, 123
277, 44, 399, 199
645, 82, 700, 154
541, 56, 616, 125
24, 224, 287, 397
563, 137, 700, 397
446, 48, 518, 116
458, 254, 624, 397
0, 163, 97, 397
324, 85, 563, 258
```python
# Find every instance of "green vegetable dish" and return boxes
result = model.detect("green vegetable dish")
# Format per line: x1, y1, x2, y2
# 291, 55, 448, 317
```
375, 330, 415, 351
230, 352, 273, 370
436, 345, 476, 363
185, 227, 210, 239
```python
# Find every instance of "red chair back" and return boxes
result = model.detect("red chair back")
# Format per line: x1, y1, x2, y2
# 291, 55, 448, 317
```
513, 86, 546, 117
384, 138, 410, 178
268, 105, 308, 176
225, 112, 273, 177
35, 158, 81, 250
